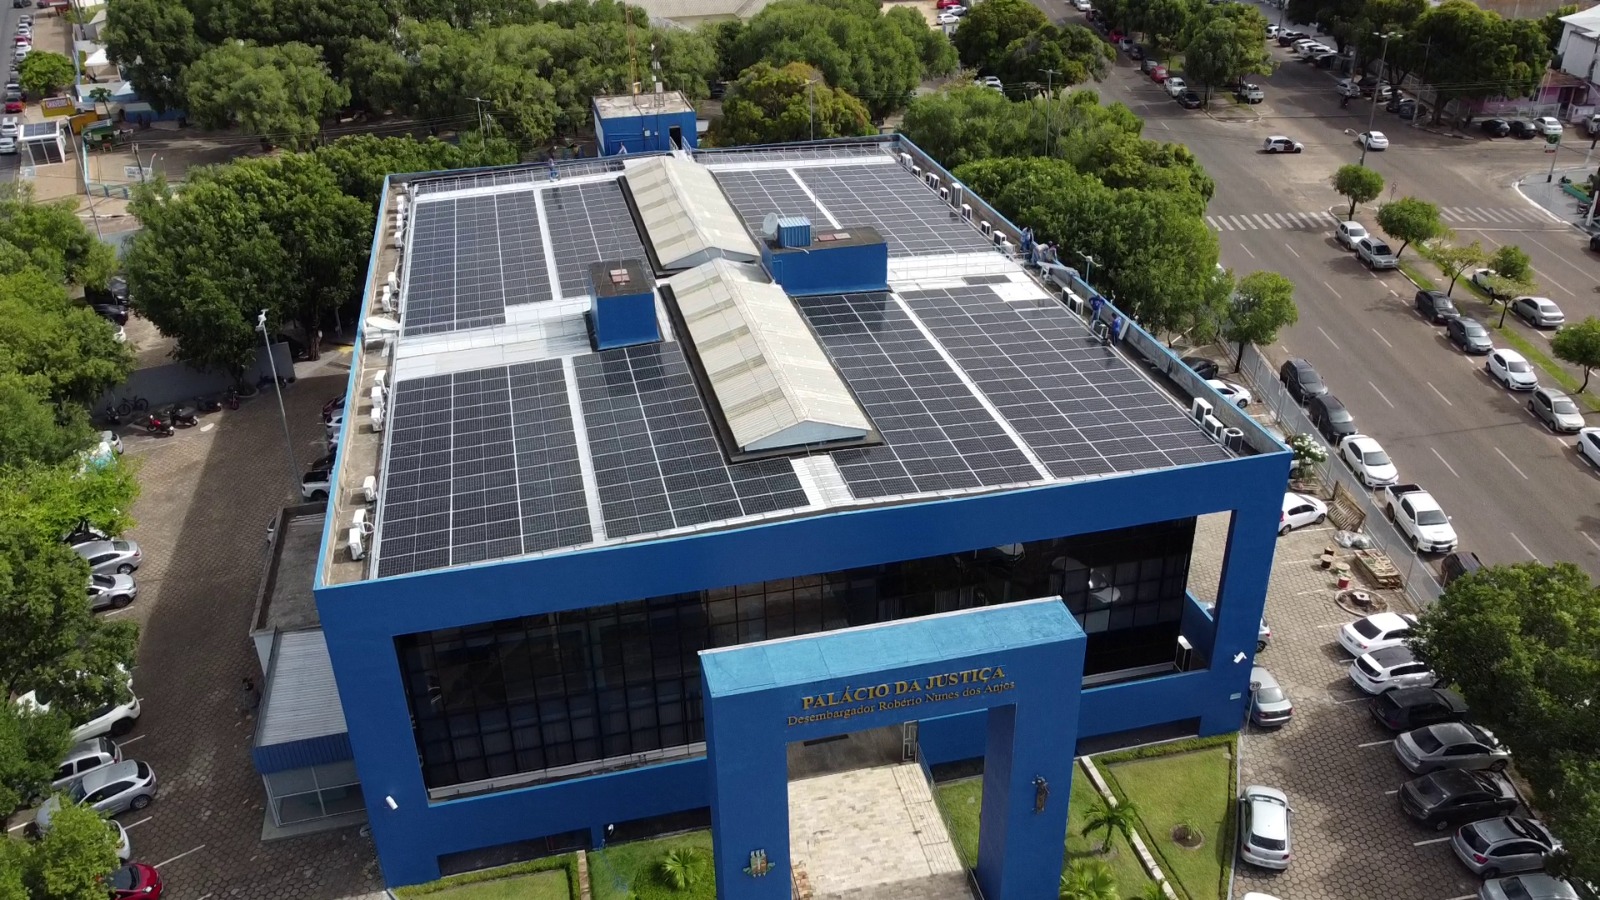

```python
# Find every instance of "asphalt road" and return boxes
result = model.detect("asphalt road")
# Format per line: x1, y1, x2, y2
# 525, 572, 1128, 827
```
1037, 0, 1600, 577
1, 0, 21, 181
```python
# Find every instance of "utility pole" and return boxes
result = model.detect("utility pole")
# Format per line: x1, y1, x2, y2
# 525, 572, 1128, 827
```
808, 77, 816, 141
1040, 67, 1061, 157
1360, 31, 1401, 167
257, 310, 300, 499
1076, 251, 1099, 290
468, 97, 490, 135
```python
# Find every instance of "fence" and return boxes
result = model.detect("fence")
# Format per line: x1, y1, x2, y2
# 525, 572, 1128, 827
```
1238, 345, 1444, 610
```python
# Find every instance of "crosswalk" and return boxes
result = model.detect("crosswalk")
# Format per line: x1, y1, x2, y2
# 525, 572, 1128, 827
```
1437, 205, 1558, 225
1206, 210, 1336, 231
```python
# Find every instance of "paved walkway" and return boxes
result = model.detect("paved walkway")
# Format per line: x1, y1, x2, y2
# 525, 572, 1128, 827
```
788, 763, 972, 900
1516, 165, 1597, 232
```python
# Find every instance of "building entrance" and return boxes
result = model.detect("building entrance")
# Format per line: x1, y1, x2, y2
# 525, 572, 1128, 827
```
699, 598, 1087, 900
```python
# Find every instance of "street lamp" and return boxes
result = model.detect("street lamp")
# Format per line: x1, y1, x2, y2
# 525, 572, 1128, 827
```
1076, 251, 1099, 290
256, 310, 300, 499
1359, 31, 1402, 167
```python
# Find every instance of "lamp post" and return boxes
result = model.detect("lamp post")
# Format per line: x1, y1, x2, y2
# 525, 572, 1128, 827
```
1076, 251, 1099, 290
1359, 31, 1402, 167
257, 310, 300, 499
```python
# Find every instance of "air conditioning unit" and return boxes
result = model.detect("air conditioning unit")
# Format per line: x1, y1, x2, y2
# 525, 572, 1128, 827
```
370, 385, 387, 409
361, 475, 378, 503
395, 196, 407, 216
347, 526, 367, 561
899, 152, 913, 168
950, 183, 964, 209
1062, 290, 1083, 315
992, 231, 1006, 248
374, 370, 387, 391
938, 187, 949, 202
1223, 427, 1247, 452
352, 508, 368, 531
1201, 414, 1227, 444
1191, 397, 1214, 424
381, 286, 394, 313
924, 172, 939, 189
998, 238, 1014, 257
979, 221, 992, 237
370, 406, 385, 432
387, 270, 399, 291
911, 165, 923, 178
960, 203, 972, 221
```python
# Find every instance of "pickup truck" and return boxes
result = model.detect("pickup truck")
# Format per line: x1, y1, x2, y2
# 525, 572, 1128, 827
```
1383, 484, 1458, 553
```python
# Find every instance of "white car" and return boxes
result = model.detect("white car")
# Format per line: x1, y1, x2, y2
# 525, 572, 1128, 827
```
111, 820, 130, 861
1487, 348, 1538, 391
1359, 130, 1389, 150
937, 11, 959, 24
15, 674, 141, 743
87, 573, 137, 611
1576, 427, 1600, 468
1532, 115, 1563, 137
1334, 220, 1368, 250
0, 116, 17, 138
974, 76, 1003, 92
1262, 136, 1304, 153
1280, 492, 1327, 535
1338, 611, 1419, 657
1237, 785, 1293, 870
1339, 434, 1398, 487
1349, 645, 1435, 694
1469, 268, 1503, 297
1164, 77, 1187, 98
1074, 0, 1091, 9
0, 137, 14, 155
1206, 379, 1252, 407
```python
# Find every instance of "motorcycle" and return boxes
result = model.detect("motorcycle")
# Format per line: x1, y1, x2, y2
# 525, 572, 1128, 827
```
166, 404, 198, 428
258, 374, 295, 390
102, 405, 125, 427
144, 414, 174, 437
223, 386, 240, 410
195, 395, 222, 414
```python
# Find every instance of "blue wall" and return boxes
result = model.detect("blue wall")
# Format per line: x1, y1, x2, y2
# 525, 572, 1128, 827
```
316, 447, 1287, 887
595, 108, 698, 156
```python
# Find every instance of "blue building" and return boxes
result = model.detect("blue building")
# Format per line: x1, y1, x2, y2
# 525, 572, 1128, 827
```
592, 91, 698, 155
304, 137, 1290, 888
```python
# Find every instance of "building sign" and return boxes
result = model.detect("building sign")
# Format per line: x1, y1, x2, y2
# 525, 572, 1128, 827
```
787, 665, 1017, 727
41, 97, 74, 118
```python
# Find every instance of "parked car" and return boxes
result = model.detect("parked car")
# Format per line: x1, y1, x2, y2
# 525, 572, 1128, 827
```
1447, 317, 1494, 355
1509, 296, 1564, 328
87, 573, 136, 611
1395, 722, 1512, 774
1579, 427, 1600, 468
1532, 115, 1563, 137
1249, 667, 1294, 727
1529, 387, 1584, 432
1487, 349, 1539, 391
34, 760, 157, 831
1164, 76, 1187, 97
90, 302, 129, 326
1206, 379, 1251, 408
1336, 77, 1362, 98
1178, 91, 1205, 109
1280, 491, 1327, 535
1181, 355, 1219, 379
1471, 268, 1511, 299
1338, 611, 1418, 656
1400, 769, 1519, 831
1371, 686, 1470, 732
1360, 130, 1390, 150
1235, 83, 1265, 103
1383, 483, 1458, 553
107, 864, 163, 900
1276, 29, 1306, 45
1149, 64, 1169, 81
15, 672, 141, 742
1451, 816, 1560, 878
1262, 135, 1304, 153
1334, 220, 1369, 250
1439, 551, 1483, 586
1356, 236, 1399, 269
301, 468, 332, 501
1237, 785, 1293, 869
1481, 118, 1512, 137
50, 737, 121, 792
1479, 875, 1581, 900
936, 11, 960, 24
72, 539, 142, 576
1308, 393, 1357, 441
1350, 645, 1436, 694
1279, 358, 1328, 402
1414, 289, 1458, 323
1339, 434, 1398, 487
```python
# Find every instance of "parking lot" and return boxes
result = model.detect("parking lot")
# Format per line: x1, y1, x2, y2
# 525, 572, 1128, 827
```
45, 362, 384, 900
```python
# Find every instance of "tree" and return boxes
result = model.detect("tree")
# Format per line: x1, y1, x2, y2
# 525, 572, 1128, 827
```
707, 62, 874, 147
0, 374, 96, 467
342, 38, 413, 114
1079, 797, 1139, 853
18, 52, 74, 98
1488, 243, 1533, 282
0, 703, 71, 820
102, 0, 205, 112
1181, 4, 1274, 97
1332, 164, 1383, 220
1541, 4, 1580, 51
991, 23, 1110, 89
0, 183, 119, 287
1131, 0, 1193, 53
312, 134, 517, 206
1223, 271, 1299, 371
23, 802, 122, 900
0, 270, 133, 407
1432, 240, 1484, 296
1375, 196, 1445, 258
1058, 859, 1118, 900
0, 460, 140, 548
899, 86, 1034, 168
953, 0, 1049, 75
183, 41, 350, 149
1411, 1, 1550, 125
1552, 317, 1600, 392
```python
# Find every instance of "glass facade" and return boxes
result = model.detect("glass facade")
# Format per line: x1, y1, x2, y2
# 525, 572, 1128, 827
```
397, 518, 1196, 794
263, 760, 365, 825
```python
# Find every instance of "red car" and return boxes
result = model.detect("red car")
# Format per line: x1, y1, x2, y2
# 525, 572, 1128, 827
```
1150, 65, 1168, 82
3, 101, 20, 113
937, 0, 963, 7
1108, 29, 1124, 44
106, 863, 162, 900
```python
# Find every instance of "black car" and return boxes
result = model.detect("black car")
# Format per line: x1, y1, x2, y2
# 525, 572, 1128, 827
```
89, 303, 128, 326
1279, 358, 1328, 403
1396, 99, 1419, 120
1385, 93, 1409, 112
1480, 118, 1512, 137
1277, 30, 1306, 45
84, 276, 129, 308
1590, 233, 1600, 253
1415, 289, 1459, 323
1439, 551, 1483, 587
1400, 769, 1519, 831
1180, 355, 1220, 380
1371, 686, 1470, 731
1308, 393, 1357, 441
1446, 316, 1493, 354
1178, 91, 1204, 109
1507, 120, 1539, 139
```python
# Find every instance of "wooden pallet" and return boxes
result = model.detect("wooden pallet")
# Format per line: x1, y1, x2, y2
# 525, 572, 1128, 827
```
1353, 548, 1401, 588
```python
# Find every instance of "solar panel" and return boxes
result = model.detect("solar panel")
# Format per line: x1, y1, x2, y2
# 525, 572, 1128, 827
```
376, 359, 592, 578
712, 170, 830, 237
402, 193, 553, 336
900, 286, 1230, 476
543, 181, 649, 298
795, 292, 1042, 498
574, 343, 810, 538
796, 165, 994, 257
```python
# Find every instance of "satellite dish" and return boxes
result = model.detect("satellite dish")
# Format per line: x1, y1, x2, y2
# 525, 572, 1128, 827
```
365, 316, 401, 334
761, 212, 781, 239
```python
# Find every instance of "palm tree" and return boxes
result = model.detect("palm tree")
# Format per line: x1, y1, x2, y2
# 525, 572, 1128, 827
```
658, 847, 708, 891
1079, 796, 1140, 853
1058, 859, 1118, 900
1135, 881, 1170, 900
88, 87, 112, 120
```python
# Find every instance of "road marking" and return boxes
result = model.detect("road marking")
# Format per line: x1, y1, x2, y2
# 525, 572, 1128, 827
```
123, 816, 153, 830
1584, 533, 1600, 552
1442, 895, 1477, 900
1321, 280, 1340, 298
153, 845, 206, 869
1431, 447, 1460, 478
1369, 381, 1395, 407
1160, 121, 1170, 130
1532, 268, 1576, 298
1510, 531, 1539, 561
1414, 837, 1453, 846
1208, 215, 1231, 230
1426, 382, 1453, 406
1494, 446, 1530, 480
1285, 243, 1301, 258
1384, 789, 1399, 795
1370, 327, 1392, 348
1357, 739, 1391, 747
7, 821, 28, 832
118, 734, 145, 746
1318, 326, 1341, 349
104, 606, 136, 618
1241, 244, 1256, 258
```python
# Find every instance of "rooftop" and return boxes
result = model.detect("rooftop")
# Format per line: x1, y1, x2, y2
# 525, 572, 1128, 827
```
593, 91, 696, 119
322, 140, 1234, 584
253, 505, 326, 634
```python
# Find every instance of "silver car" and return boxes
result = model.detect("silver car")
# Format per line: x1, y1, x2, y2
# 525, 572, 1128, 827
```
1529, 388, 1585, 433
1249, 666, 1293, 727
1510, 296, 1565, 329
1237, 785, 1293, 870
34, 760, 157, 830
1452, 816, 1561, 878
1395, 722, 1511, 774
1479, 874, 1581, 900
73, 539, 142, 575
87, 573, 136, 611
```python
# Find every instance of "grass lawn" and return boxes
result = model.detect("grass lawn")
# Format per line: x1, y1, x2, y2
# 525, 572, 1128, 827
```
935, 766, 1154, 895
1104, 746, 1234, 900
589, 831, 716, 900
421, 870, 569, 900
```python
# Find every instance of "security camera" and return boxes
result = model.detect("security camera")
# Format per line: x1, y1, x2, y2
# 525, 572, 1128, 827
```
385, 796, 398, 811
1233, 652, 1247, 664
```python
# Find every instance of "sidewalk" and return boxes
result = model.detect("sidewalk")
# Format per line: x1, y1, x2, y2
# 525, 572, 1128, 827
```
1515, 165, 1596, 232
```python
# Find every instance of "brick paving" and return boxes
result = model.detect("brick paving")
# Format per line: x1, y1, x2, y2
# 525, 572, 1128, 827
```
105, 364, 384, 900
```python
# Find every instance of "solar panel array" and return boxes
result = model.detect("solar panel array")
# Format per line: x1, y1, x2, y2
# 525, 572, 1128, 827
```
797, 165, 995, 257
574, 343, 810, 538
543, 181, 649, 297
410, 160, 626, 197
697, 143, 890, 165
712, 169, 831, 239
901, 286, 1230, 476
795, 292, 1042, 498
403, 193, 551, 336
376, 359, 592, 578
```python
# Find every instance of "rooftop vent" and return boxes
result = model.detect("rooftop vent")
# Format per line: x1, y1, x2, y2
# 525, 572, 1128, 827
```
587, 259, 661, 351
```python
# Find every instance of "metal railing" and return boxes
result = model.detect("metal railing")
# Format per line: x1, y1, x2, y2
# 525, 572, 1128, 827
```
1238, 345, 1444, 610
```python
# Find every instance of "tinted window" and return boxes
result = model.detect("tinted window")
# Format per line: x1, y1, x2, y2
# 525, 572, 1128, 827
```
108, 868, 137, 891
1371, 242, 1392, 254
1508, 360, 1531, 373
1354, 618, 1382, 638
1553, 397, 1580, 415
1364, 450, 1391, 466
1257, 685, 1286, 703
1412, 727, 1445, 753
1416, 509, 1448, 526
1464, 322, 1488, 337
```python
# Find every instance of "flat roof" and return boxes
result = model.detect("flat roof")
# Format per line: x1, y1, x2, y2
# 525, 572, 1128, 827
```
594, 91, 695, 118
330, 141, 1233, 582
254, 506, 325, 634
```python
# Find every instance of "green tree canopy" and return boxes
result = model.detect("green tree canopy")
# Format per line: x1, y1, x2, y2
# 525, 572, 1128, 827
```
1409, 1, 1550, 123
0, 184, 118, 288
707, 62, 874, 147
311, 133, 518, 206
898, 85, 1034, 169
991, 22, 1110, 89
1432, 240, 1484, 295
1552, 317, 1600, 392
0, 269, 133, 407
1488, 243, 1533, 282
22, 801, 123, 900
0, 703, 71, 820
1332, 164, 1383, 219
18, 52, 75, 98
103, 0, 205, 112
1224, 271, 1299, 370
1375, 196, 1445, 258
1130, 0, 1194, 53
953, 0, 1050, 75
1181, 4, 1274, 94
183, 41, 350, 148
0, 373, 97, 467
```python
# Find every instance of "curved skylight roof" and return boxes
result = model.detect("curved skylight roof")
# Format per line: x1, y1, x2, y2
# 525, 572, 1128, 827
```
624, 156, 758, 272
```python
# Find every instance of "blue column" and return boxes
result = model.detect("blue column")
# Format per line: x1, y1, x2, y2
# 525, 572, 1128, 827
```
704, 692, 790, 900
